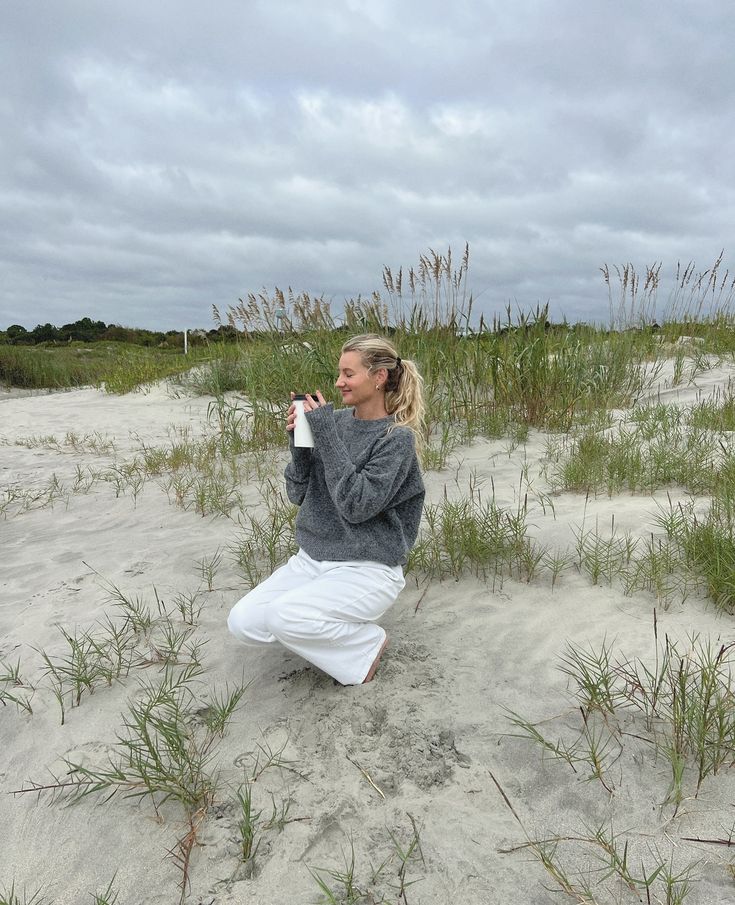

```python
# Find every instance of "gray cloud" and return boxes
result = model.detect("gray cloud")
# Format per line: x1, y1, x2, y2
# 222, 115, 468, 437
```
2, 0, 735, 330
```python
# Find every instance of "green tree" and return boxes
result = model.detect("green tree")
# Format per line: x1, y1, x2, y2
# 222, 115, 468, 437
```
6, 324, 29, 344
59, 317, 107, 342
30, 322, 61, 343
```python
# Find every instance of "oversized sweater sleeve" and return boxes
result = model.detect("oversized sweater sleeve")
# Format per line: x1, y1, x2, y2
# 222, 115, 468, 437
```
284, 443, 313, 505
305, 405, 416, 524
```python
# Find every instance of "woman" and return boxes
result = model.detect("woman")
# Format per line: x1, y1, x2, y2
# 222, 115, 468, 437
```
227, 334, 425, 685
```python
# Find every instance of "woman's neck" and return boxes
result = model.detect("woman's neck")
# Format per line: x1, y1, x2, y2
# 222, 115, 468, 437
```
353, 398, 389, 420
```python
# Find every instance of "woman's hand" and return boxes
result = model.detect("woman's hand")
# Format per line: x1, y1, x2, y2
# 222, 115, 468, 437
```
286, 391, 326, 432
302, 391, 326, 412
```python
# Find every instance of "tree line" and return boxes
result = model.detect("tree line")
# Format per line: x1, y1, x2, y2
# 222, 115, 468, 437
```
0, 318, 239, 347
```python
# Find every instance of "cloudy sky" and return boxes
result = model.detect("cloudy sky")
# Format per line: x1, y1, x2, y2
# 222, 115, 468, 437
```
2, 1, 734, 331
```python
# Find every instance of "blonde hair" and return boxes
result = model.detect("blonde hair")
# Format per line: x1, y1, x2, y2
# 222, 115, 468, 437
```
341, 334, 425, 449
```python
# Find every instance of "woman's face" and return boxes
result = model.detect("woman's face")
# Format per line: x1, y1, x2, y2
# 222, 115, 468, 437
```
335, 350, 380, 407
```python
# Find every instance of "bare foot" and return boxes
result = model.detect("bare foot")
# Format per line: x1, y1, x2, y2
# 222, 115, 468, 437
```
363, 635, 388, 683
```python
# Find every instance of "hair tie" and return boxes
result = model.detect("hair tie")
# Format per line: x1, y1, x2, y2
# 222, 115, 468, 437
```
396, 357, 402, 367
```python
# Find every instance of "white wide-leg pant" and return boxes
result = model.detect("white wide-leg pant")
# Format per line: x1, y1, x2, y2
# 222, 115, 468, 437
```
227, 549, 405, 685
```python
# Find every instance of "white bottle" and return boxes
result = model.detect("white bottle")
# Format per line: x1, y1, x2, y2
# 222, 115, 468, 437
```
293, 395, 315, 448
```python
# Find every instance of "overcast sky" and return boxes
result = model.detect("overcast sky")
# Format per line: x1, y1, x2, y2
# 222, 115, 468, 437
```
2, 1, 734, 331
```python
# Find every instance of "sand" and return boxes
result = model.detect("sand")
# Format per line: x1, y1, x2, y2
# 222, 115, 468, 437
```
2, 370, 735, 904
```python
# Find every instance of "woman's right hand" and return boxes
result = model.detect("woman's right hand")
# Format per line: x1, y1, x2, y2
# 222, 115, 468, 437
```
286, 391, 297, 433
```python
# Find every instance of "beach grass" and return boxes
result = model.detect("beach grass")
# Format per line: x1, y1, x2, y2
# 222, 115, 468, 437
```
0, 342, 213, 392
234, 783, 262, 875
230, 478, 298, 588
546, 399, 735, 497
407, 490, 548, 585
0, 884, 46, 905
657, 497, 735, 613
507, 628, 735, 810
17, 659, 245, 902
309, 818, 424, 904
0, 658, 34, 715
503, 824, 698, 905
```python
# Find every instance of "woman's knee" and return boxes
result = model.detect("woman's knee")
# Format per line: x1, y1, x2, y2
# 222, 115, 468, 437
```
262, 602, 313, 642
226, 604, 240, 638
262, 604, 289, 641
227, 598, 261, 643
264, 601, 344, 644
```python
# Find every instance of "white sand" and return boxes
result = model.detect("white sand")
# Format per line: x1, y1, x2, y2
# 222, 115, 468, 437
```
2, 370, 735, 904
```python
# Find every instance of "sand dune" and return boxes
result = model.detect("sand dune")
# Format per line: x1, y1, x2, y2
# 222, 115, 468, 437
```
2, 372, 735, 904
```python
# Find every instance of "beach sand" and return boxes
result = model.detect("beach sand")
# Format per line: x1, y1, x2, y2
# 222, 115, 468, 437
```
2, 371, 735, 904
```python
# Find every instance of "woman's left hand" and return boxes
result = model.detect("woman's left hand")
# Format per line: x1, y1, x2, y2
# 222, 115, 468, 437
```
302, 391, 327, 412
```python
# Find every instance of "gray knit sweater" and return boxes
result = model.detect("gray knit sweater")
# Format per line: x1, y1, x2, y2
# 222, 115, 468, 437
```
284, 405, 425, 566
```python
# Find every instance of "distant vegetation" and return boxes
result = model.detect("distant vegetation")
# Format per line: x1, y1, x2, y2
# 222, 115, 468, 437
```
4, 247, 735, 407
0, 317, 240, 392
0, 316, 238, 347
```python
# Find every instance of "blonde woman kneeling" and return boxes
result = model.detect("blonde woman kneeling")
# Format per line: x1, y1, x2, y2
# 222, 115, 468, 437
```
227, 334, 425, 685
